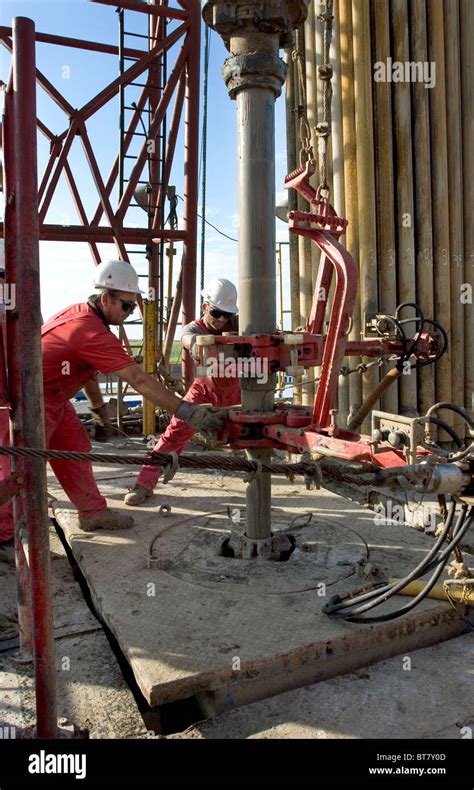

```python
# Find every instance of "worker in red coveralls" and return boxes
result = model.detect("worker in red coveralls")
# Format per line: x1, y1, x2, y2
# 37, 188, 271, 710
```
124, 278, 241, 505
0, 260, 224, 556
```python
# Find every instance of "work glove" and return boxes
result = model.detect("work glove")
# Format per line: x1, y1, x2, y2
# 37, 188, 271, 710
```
175, 401, 225, 435
90, 404, 114, 442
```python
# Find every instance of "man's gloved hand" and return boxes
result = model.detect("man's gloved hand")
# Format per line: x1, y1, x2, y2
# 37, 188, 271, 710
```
90, 404, 114, 442
175, 401, 225, 435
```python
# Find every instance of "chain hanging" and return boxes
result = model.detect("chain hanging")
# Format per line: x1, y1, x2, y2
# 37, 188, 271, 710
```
292, 27, 314, 168
315, 0, 334, 193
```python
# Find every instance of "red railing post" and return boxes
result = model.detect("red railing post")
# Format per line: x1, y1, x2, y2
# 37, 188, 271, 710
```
12, 15, 57, 738
3, 70, 34, 656
181, 0, 200, 387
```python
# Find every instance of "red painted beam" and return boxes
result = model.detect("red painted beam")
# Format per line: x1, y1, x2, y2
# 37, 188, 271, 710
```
0, 26, 145, 59
12, 15, 58, 738
78, 21, 188, 122
0, 31, 75, 117
181, 0, 200, 387
91, 0, 188, 21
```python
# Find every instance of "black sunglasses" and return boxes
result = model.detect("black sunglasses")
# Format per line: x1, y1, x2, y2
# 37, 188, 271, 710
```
109, 293, 137, 313
209, 307, 232, 320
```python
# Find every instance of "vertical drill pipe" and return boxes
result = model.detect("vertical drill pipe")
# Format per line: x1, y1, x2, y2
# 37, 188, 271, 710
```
3, 76, 33, 655
460, 0, 474, 414
410, 0, 435, 416
284, 50, 301, 338
339, 0, 361, 425
12, 17, 58, 737
332, 0, 348, 424
444, 0, 465, 440
371, 0, 398, 416
427, 0, 453, 438
293, 48, 307, 404
392, 0, 417, 415
303, 9, 317, 403
181, 3, 200, 388
352, 0, 378, 432
237, 82, 277, 540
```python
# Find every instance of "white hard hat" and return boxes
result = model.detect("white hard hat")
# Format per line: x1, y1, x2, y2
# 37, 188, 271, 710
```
201, 277, 238, 313
93, 260, 143, 294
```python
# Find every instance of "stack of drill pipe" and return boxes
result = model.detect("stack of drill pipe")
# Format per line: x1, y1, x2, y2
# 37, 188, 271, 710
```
352, 0, 379, 433
371, 0, 398, 416
288, 0, 471, 441
338, 0, 361, 426
461, 0, 473, 426
392, 0, 417, 416
332, 0, 350, 425
409, 0, 434, 417
284, 51, 300, 335
445, 0, 465, 440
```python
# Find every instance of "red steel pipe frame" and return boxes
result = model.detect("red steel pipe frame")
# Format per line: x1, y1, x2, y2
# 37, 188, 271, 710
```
3, 71, 34, 656
0, 1, 201, 734
181, 0, 200, 386
11, 17, 58, 737
0, 0, 201, 389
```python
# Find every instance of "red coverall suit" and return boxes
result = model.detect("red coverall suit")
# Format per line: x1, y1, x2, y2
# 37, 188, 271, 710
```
0, 301, 136, 540
135, 316, 241, 491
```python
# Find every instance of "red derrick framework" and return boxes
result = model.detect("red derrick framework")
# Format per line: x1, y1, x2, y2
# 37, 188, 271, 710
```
0, 0, 201, 388
0, 0, 201, 737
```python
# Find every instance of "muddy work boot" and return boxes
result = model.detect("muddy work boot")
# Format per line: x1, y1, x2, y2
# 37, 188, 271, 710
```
78, 508, 134, 531
123, 485, 154, 506
0, 613, 18, 641
0, 538, 15, 565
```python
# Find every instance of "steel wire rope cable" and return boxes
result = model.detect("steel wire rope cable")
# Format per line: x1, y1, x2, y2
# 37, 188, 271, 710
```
0, 443, 359, 479
292, 27, 315, 169
175, 194, 238, 243
323, 500, 474, 622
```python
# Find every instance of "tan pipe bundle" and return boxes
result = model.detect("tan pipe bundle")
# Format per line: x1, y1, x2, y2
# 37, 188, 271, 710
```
284, 0, 472, 434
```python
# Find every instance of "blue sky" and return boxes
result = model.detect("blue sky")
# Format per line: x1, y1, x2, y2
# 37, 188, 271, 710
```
0, 0, 291, 336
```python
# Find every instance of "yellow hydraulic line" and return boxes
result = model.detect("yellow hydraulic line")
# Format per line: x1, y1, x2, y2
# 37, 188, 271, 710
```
389, 578, 474, 606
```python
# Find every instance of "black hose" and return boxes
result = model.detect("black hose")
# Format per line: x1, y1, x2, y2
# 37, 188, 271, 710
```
417, 415, 464, 448
340, 506, 471, 623
323, 499, 457, 614
426, 402, 474, 431
323, 503, 472, 623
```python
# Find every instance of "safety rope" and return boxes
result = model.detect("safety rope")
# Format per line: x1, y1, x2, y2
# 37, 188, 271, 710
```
315, 0, 334, 192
